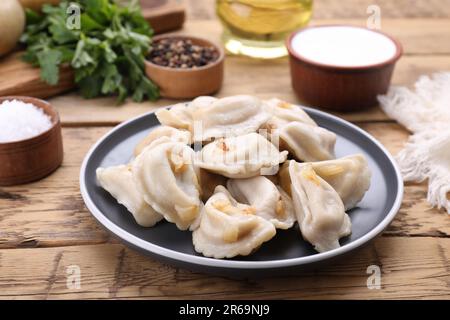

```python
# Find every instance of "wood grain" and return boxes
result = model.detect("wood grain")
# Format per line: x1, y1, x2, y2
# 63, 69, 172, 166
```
358, 122, 450, 237
0, 237, 448, 299
185, 0, 450, 19
46, 18, 450, 126
0, 52, 74, 99
313, 0, 450, 19
0, 1, 185, 100
141, 0, 186, 34
49, 54, 450, 126
181, 18, 450, 55
0, 125, 449, 250
0, 128, 110, 249
1, 0, 449, 300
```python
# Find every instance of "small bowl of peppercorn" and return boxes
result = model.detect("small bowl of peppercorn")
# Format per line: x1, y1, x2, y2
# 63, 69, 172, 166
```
145, 35, 225, 99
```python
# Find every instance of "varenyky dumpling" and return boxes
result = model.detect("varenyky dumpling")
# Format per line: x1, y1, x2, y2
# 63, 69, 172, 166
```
308, 154, 371, 210
96, 165, 163, 227
196, 133, 288, 178
155, 102, 194, 130
263, 98, 316, 131
134, 126, 191, 156
192, 186, 276, 259
191, 96, 219, 109
155, 97, 219, 132
289, 162, 351, 252
191, 95, 269, 142
227, 176, 296, 229
272, 121, 336, 162
132, 141, 202, 231
155, 95, 269, 143
278, 161, 293, 196
279, 155, 371, 210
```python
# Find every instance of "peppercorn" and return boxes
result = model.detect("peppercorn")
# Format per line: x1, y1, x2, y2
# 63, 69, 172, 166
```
148, 38, 220, 69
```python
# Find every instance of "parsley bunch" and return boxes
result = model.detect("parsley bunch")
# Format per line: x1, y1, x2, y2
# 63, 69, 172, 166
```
21, 0, 159, 103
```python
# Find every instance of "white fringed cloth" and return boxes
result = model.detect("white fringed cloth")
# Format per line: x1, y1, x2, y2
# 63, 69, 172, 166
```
378, 72, 450, 214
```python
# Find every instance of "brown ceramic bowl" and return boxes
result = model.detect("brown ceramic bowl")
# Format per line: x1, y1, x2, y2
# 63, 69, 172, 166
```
145, 35, 224, 99
0, 96, 63, 186
287, 25, 403, 112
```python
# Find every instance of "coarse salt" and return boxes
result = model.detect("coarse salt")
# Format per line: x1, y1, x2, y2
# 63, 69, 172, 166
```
291, 26, 397, 67
0, 99, 52, 143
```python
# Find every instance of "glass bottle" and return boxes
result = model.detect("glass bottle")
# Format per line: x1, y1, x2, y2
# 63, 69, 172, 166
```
216, 0, 313, 59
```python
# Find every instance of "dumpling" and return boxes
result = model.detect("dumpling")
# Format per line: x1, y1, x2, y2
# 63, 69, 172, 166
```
155, 97, 219, 132
191, 96, 218, 109
134, 126, 191, 156
308, 154, 371, 210
272, 121, 336, 162
155, 95, 269, 143
191, 95, 270, 142
278, 160, 293, 195
132, 142, 202, 231
227, 176, 296, 229
96, 165, 163, 227
192, 186, 276, 259
155, 102, 193, 130
288, 162, 351, 252
196, 133, 288, 178
263, 98, 316, 131
279, 155, 371, 210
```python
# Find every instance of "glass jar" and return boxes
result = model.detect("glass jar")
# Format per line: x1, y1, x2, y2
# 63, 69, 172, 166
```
216, 0, 313, 59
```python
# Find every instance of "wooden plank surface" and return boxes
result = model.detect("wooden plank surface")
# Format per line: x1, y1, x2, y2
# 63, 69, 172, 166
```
0, 52, 74, 99
1, 0, 449, 300
49, 56, 450, 125
48, 19, 450, 126
141, 0, 186, 34
185, 0, 450, 19
1, 125, 449, 250
0, 237, 448, 299
0, 1, 187, 100
312, 0, 450, 19
180, 18, 450, 55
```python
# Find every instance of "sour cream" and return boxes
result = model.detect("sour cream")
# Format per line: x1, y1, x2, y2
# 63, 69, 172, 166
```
290, 26, 398, 67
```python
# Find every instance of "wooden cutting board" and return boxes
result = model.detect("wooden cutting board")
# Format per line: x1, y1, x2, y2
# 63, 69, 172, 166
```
142, 0, 186, 34
0, 52, 74, 99
0, 0, 185, 99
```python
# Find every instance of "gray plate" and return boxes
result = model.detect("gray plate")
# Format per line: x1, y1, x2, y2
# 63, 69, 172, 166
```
80, 107, 403, 277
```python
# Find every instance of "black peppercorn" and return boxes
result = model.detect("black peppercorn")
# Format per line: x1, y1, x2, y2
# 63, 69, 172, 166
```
148, 38, 220, 69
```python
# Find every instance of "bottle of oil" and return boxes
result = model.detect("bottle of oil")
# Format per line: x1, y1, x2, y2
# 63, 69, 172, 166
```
216, 0, 313, 59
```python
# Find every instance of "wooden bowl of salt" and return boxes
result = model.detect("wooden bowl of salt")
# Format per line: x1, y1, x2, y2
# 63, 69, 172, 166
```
0, 96, 63, 186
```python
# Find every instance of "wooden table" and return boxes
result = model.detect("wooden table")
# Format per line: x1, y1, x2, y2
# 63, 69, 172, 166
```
1, 0, 449, 300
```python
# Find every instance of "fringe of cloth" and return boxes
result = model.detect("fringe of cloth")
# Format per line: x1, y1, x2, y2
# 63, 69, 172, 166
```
378, 72, 450, 214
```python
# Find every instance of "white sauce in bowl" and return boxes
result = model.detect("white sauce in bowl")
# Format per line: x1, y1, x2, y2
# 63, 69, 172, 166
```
290, 26, 398, 67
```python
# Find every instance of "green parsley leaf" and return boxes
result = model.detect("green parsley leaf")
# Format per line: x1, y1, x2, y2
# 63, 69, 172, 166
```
37, 49, 63, 85
21, 0, 159, 103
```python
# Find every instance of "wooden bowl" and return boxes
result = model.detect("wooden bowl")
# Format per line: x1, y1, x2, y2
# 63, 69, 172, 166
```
145, 35, 224, 99
286, 25, 403, 112
0, 96, 63, 186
